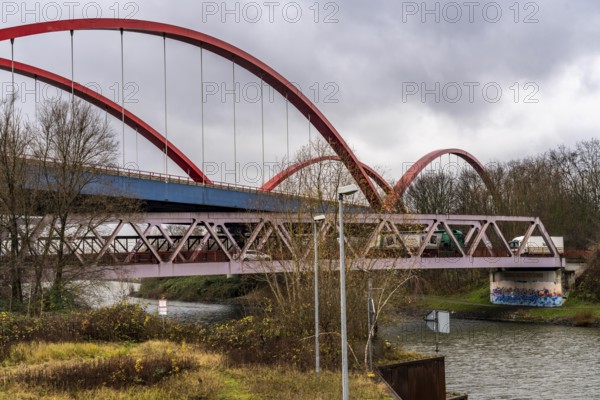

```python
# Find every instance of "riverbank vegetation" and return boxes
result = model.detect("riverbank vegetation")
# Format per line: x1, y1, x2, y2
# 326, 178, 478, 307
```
135, 275, 262, 303
0, 303, 404, 398
0, 340, 393, 399
577, 244, 600, 302
414, 287, 600, 327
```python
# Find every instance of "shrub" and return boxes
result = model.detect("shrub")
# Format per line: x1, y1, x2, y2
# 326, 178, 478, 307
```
0, 312, 82, 359
0, 303, 203, 360
80, 302, 150, 342
8, 353, 194, 390
201, 312, 346, 371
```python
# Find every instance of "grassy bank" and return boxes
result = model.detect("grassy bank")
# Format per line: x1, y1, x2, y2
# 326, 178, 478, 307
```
0, 303, 426, 398
416, 287, 600, 327
0, 341, 394, 399
135, 276, 261, 302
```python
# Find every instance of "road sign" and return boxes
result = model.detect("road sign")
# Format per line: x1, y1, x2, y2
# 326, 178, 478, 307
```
424, 310, 450, 333
437, 311, 450, 334
424, 310, 450, 352
158, 299, 167, 316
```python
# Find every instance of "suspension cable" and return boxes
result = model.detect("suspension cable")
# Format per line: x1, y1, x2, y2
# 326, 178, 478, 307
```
10, 38, 14, 103
121, 28, 126, 167
261, 74, 265, 186
200, 45, 205, 183
308, 113, 312, 159
34, 75, 37, 118
163, 33, 168, 176
232, 59, 237, 183
135, 126, 139, 168
70, 30, 74, 103
285, 92, 289, 164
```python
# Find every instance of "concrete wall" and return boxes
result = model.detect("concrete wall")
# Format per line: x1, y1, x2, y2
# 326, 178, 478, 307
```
490, 269, 563, 307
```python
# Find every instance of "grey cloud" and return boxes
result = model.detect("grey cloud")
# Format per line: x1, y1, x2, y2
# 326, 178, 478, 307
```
1, 0, 599, 183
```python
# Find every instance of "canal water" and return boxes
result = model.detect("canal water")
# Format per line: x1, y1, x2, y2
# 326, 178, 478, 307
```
382, 318, 600, 400
90, 281, 240, 323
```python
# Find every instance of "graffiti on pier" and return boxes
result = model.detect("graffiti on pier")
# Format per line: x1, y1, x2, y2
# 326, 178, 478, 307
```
490, 287, 563, 307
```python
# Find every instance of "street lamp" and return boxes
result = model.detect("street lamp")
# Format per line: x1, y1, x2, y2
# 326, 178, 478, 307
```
313, 214, 325, 376
337, 183, 358, 400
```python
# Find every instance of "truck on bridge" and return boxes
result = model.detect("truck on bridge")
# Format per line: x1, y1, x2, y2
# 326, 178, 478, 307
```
377, 229, 466, 255
508, 236, 564, 255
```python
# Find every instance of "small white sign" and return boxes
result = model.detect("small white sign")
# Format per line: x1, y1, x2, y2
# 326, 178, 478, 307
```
158, 299, 167, 316
424, 310, 450, 334
437, 311, 450, 334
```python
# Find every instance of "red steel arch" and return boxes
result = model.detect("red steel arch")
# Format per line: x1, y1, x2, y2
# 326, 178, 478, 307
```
393, 148, 493, 197
0, 58, 210, 183
260, 155, 392, 194
0, 19, 382, 208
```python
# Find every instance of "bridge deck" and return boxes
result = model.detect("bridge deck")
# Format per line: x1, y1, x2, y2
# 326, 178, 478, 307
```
106, 256, 564, 279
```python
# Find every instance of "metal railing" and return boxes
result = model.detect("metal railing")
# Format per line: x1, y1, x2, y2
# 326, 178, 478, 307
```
24, 156, 374, 207
94, 165, 371, 207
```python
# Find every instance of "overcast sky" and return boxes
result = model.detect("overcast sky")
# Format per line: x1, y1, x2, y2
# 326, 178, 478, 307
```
1, 0, 600, 185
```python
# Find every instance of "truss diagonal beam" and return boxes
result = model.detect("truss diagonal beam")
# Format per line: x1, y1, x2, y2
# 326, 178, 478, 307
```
167, 221, 199, 263
0, 212, 564, 276
130, 223, 162, 262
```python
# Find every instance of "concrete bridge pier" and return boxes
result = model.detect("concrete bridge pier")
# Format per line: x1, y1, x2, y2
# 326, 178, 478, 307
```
489, 268, 570, 307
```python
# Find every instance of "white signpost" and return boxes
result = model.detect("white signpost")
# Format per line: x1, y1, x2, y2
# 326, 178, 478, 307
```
424, 310, 450, 352
159, 298, 168, 331
158, 299, 168, 316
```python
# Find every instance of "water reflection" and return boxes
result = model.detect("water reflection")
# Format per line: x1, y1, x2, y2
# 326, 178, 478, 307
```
382, 319, 600, 399
91, 281, 240, 324
127, 297, 240, 323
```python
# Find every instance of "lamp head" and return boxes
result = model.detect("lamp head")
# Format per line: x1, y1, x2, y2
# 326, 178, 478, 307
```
313, 214, 326, 222
337, 184, 359, 197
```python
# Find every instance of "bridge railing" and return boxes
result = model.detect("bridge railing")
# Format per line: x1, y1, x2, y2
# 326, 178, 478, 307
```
96, 165, 268, 193
26, 157, 372, 208
93, 165, 372, 207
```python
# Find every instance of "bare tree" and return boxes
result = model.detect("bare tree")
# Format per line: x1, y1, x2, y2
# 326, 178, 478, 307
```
405, 170, 459, 214
0, 97, 36, 310
547, 140, 600, 245
28, 99, 131, 309
251, 140, 415, 371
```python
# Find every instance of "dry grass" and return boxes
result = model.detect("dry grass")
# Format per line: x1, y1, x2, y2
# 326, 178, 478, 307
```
3, 343, 194, 391
229, 366, 393, 399
4, 342, 128, 366
0, 341, 394, 399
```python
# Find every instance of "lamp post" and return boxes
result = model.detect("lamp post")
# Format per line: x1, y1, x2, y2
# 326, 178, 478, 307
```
337, 184, 358, 400
313, 214, 325, 376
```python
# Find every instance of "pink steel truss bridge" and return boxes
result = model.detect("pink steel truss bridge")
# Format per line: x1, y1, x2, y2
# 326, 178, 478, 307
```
7, 212, 563, 280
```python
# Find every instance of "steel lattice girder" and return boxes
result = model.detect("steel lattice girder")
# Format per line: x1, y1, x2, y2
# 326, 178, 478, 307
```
0, 212, 563, 279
